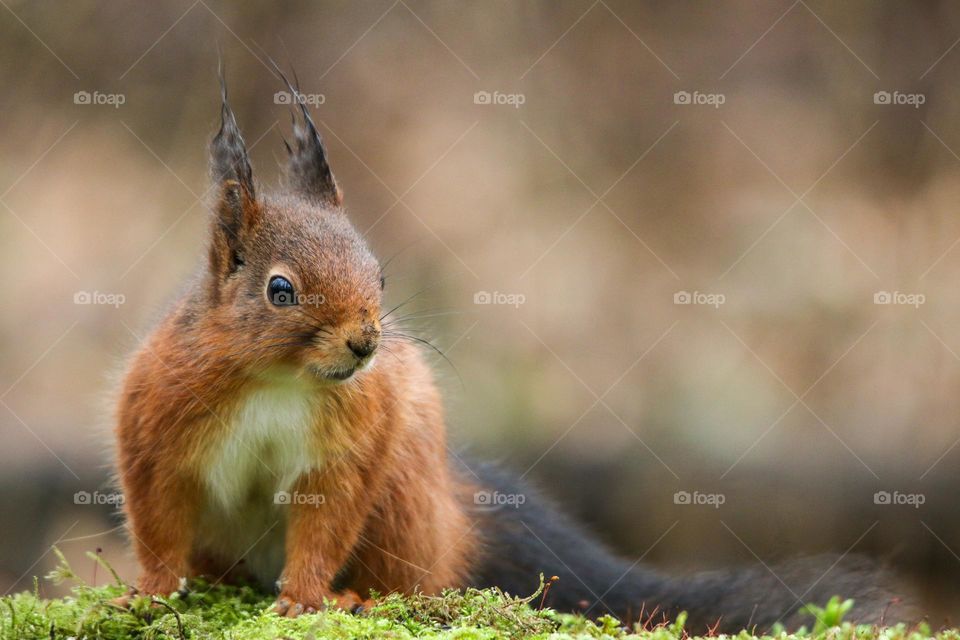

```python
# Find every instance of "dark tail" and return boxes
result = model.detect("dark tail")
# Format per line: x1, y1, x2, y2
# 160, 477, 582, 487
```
461, 461, 915, 633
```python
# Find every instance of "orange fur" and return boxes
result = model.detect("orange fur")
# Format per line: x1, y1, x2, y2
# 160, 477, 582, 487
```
114, 88, 478, 614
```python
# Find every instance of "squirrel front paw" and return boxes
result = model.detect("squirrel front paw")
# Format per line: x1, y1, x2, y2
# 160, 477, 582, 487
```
273, 589, 374, 618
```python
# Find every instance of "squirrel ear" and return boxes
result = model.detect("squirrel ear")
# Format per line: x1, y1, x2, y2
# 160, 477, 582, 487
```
274, 66, 342, 208
208, 67, 259, 283
211, 68, 255, 201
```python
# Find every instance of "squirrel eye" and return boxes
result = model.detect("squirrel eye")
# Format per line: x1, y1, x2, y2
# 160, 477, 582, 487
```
267, 276, 296, 306
379, 274, 386, 290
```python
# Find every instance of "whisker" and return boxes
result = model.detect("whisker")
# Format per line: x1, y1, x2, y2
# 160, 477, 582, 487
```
377, 238, 426, 270
383, 306, 457, 327
376, 342, 404, 367
382, 323, 443, 337
378, 272, 463, 323
380, 289, 428, 322
382, 332, 463, 389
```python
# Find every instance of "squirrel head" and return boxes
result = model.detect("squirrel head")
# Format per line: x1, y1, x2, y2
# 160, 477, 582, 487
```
203, 72, 381, 383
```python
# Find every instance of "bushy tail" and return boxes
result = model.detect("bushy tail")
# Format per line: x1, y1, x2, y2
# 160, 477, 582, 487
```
631, 556, 909, 631
462, 461, 914, 633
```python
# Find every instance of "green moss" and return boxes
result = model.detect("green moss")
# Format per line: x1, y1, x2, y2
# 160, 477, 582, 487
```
0, 554, 952, 640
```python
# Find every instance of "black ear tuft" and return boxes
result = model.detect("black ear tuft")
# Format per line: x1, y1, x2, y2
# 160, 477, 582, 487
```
207, 64, 260, 288
269, 61, 342, 207
211, 64, 255, 198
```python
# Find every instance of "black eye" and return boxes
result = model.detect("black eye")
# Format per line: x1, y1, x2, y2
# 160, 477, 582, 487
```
379, 274, 386, 290
268, 276, 297, 306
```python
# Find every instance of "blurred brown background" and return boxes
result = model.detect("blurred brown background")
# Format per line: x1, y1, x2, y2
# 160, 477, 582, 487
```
2, 0, 960, 623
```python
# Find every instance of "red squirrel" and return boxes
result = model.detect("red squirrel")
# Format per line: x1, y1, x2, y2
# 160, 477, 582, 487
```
114, 70, 915, 629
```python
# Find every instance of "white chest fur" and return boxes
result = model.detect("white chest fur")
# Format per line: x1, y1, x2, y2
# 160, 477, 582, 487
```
203, 371, 321, 511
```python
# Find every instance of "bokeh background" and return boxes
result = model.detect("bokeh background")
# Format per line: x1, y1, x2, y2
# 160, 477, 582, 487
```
2, 0, 960, 623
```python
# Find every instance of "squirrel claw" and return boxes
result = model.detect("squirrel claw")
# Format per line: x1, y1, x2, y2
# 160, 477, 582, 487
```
273, 590, 374, 617
341, 592, 376, 615
272, 596, 293, 616
273, 596, 309, 618
334, 589, 376, 614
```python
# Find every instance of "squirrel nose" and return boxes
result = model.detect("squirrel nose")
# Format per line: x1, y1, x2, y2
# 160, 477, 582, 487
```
347, 338, 377, 359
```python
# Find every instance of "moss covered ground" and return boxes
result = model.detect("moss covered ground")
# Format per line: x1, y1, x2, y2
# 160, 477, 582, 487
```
0, 552, 949, 640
